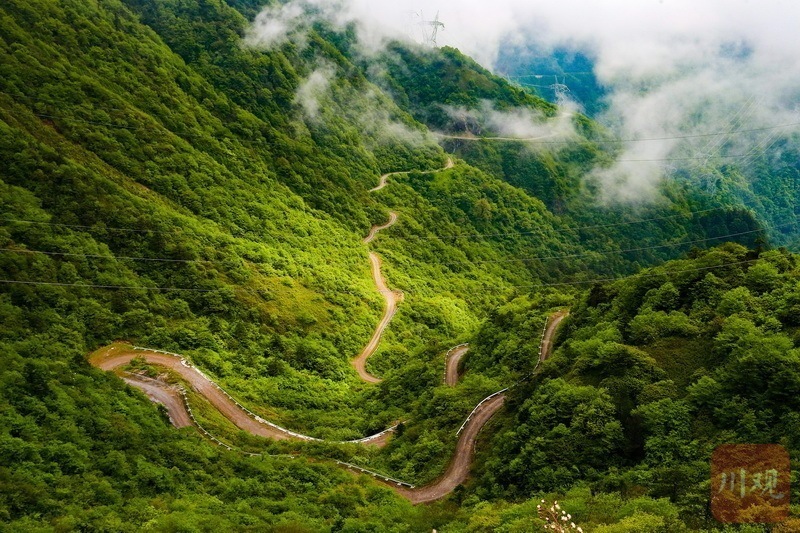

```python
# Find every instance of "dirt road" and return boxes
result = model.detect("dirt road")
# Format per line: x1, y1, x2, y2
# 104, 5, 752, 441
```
398, 393, 505, 503
90, 309, 566, 502
369, 158, 454, 192
541, 310, 568, 361
123, 375, 192, 428
91, 343, 392, 446
397, 309, 567, 503
370, 172, 403, 193
445, 344, 469, 386
357, 158, 455, 380
363, 212, 398, 244
353, 212, 402, 383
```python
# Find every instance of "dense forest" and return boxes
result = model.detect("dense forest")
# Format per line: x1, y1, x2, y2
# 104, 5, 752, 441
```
1, 0, 798, 531
464, 244, 800, 530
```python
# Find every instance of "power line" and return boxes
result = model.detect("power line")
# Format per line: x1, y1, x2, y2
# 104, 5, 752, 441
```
1, 205, 732, 244
1, 211, 778, 269
434, 120, 800, 145
437, 221, 788, 267
31, 112, 149, 132
3, 97, 796, 278
419, 206, 732, 241
506, 72, 596, 79
0, 92, 242, 141
0, 257, 773, 295
0, 217, 184, 235
696, 96, 760, 164
8, 92, 799, 150
9, 95, 799, 176
0, 247, 215, 265
1, 217, 791, 289
615, 151, 788, 163
0, 278, 219, 293
507, 258, 763, 290
1, 101, 270, 147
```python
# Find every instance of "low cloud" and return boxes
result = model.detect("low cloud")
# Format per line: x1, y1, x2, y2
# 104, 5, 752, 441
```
292, 62, 430, 148
244, 1, 309, 49
243, 0, 408, 56
351, 89, 432, 147
442, 100, 578, 147
294, 64, 335, 121
243, 1, 800, 202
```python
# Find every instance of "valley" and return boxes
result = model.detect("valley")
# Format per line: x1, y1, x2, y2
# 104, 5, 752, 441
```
2, 0, 799, 531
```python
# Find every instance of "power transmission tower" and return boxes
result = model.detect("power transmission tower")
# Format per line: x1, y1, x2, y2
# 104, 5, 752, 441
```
549, 76, 570, 104
420, 11, 445, 47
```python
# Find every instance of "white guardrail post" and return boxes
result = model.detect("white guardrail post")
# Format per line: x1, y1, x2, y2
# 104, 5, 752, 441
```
455, 387, 509, 436
336, 461, 415, 488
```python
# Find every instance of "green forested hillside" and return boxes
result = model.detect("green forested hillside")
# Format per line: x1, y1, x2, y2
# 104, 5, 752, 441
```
463, 244, 800, 530
369, 43, 800, 254
0, 0, 794, 531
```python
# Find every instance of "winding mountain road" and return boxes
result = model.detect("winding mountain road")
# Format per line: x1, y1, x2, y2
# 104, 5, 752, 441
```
363, 211, 398, 245
89, 153, 569, 504
370, 171, 402, 193
91, 308, 566, 502
370, 158, 454, 192
398, 310, 567, 503
400, 393, 505, 503
352, 212, 402, 383
91, 343, 394, 446
354, 157, 454, 381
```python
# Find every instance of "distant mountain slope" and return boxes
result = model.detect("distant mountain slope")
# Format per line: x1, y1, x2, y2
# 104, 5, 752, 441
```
494, 43, 607, 117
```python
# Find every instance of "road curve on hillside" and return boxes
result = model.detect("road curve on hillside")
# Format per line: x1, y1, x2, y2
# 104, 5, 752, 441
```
123, 375, 192, 428
91, 306, 566, 503
541, 310, 569, 361
91, 344, 393, 446
369, 157, 454, 192
445, 344, 469, 386
399, 310, 567, 504
363, 211, 398, 244
370, 171, 404, 193
353, 212, 402, 383
399, 393, 505, 504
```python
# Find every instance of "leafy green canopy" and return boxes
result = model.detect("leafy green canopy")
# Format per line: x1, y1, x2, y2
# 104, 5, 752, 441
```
471, 244, 800, 530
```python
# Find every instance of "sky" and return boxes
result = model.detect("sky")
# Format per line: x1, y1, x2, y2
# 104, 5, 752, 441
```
247, 0, 800, 201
